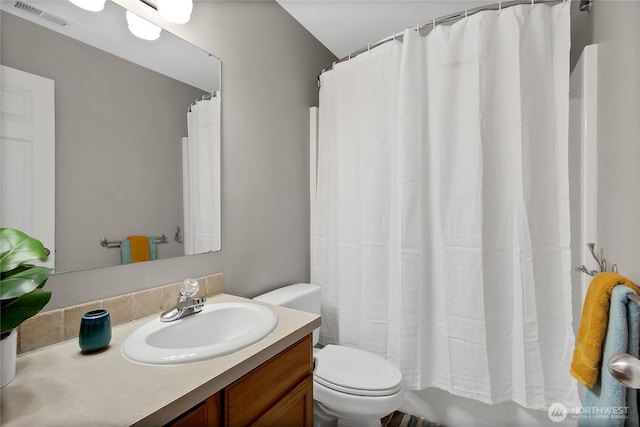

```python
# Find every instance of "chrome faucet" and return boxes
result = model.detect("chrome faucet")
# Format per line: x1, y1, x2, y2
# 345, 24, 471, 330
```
160, 278, 206, 322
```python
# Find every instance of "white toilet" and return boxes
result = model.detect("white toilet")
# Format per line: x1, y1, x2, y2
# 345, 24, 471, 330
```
254, 283, 403, 427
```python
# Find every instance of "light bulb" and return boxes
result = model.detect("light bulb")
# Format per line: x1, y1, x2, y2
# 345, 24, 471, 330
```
157, 0, 193, 24
69, 0, 106, 12
126, 11, 161, 41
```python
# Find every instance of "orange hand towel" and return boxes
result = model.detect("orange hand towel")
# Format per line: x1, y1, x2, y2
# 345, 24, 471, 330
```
128, 236, 151, 263
570, 272, 640, 388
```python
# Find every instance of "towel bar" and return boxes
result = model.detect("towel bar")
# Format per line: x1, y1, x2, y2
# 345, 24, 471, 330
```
628, 294, 640, 305
100, 234, 168, 248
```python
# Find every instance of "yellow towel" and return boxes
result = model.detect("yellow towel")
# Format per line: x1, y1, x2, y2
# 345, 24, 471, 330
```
570, 272, 640, 388
128, 236, 151, 263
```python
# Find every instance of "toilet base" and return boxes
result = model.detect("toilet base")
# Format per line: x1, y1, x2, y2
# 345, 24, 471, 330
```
314, 401, 386, 427
313, 380, 403, 423
314, 401, 337, 427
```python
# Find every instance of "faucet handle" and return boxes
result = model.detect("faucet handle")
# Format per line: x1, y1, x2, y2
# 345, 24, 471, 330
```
192, 296, 206, 310
180, 278, 200, 299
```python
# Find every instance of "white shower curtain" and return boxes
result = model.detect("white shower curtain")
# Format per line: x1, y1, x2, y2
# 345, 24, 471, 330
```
182, 93, 221, 255
312, 4, 579, 409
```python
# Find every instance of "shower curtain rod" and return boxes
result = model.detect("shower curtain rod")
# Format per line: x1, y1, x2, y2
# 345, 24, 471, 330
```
318, 0, 591, 80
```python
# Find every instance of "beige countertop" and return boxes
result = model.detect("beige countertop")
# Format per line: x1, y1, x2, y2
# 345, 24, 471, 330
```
0, 293, 320, 426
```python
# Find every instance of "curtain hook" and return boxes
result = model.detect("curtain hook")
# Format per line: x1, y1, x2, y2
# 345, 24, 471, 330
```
392, 32, 396, 41
465, 9, 468, 19
531, 0, 534, 8
498, 1, 502, 13
432, 17, 436, 28
368, 42, 372, 52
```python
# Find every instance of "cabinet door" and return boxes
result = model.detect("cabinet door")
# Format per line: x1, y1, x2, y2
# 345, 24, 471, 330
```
225, 335, 313, 426
165, 393, 221, 427
252, 375, 313, 427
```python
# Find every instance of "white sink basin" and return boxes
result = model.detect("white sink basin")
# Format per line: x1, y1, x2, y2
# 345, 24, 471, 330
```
121, 302, 278, 365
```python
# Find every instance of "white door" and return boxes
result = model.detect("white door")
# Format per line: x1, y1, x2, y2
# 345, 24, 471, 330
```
1, 65, 55, 269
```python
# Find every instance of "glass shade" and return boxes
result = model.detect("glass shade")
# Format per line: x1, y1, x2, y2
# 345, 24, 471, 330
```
157, 0, 193, 24
69, 0, 106, 12
126, 11, 162, 41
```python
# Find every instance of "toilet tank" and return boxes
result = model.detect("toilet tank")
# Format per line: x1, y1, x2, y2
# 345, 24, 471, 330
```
253, 283, 321, 314
253, 283, 321, 345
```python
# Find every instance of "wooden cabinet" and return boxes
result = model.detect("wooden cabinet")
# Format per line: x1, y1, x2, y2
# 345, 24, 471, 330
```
251, 376, 313, 427
166, 335, 313, 427
225, 335, 313, 426
165, 394, 221, 427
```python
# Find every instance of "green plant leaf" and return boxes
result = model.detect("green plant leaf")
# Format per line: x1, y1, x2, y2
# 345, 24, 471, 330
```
0, 266, 53, 298
0, 266, 53, 299
1, 289, 52, 334
0, 228, 48, 273
1, 278, 39, 300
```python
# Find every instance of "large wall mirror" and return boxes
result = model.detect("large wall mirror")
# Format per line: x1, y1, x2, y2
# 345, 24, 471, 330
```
0, 0, 221, 273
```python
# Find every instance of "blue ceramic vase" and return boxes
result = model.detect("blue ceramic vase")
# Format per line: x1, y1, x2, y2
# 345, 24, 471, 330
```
79, 309, 111, 353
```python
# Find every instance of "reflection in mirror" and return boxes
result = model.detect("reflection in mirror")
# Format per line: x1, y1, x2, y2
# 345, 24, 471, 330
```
0, 0, 221, 273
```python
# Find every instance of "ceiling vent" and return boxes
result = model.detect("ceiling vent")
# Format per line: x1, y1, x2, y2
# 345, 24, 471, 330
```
12, 1, 69, 27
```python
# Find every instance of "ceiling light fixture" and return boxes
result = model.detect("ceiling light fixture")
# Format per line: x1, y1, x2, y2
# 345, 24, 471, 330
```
156, 0, 192, 24
68, 0, 106, 12
126, 11, 162, 41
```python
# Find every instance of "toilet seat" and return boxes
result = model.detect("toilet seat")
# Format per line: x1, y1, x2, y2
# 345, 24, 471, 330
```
314, 345, 402, 397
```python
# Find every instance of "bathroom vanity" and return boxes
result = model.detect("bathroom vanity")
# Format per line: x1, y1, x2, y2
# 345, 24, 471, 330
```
168, 335, 313, 426
0, 294, 320, 426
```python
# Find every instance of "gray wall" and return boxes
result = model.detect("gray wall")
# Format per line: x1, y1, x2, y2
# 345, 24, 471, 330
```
1, 11, 203, 273
570, 0, 593, 72
24, 0, 335, 310
592, 0, 640, 284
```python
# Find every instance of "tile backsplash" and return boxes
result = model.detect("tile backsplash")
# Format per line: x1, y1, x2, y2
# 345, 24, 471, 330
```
18, 273, 223, 354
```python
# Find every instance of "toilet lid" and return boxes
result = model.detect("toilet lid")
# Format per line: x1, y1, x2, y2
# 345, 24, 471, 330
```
314, 345, 402, 397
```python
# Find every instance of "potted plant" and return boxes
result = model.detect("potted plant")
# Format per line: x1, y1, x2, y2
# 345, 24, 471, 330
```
0, 228, 53, 387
